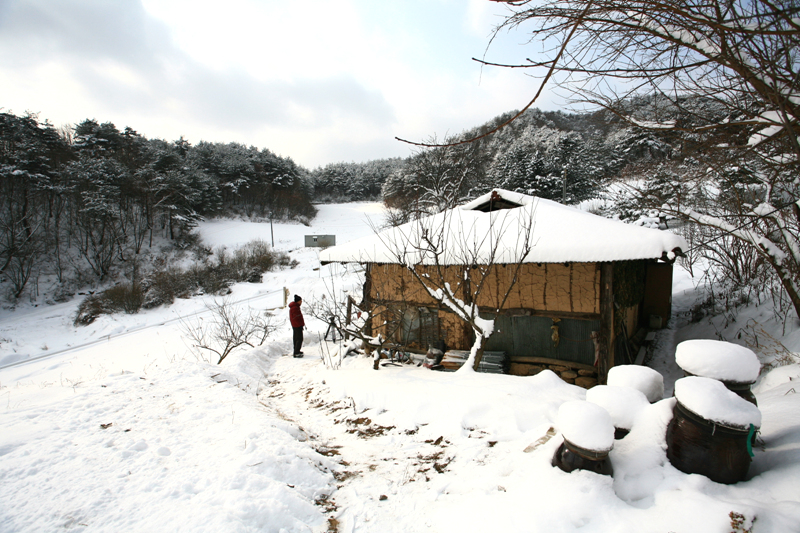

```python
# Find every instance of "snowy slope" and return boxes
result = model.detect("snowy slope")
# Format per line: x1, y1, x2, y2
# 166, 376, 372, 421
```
1, 202, 799, 533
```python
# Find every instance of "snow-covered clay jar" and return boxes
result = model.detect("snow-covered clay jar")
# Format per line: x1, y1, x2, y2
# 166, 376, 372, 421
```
586, 385, 650, 439
553, 400, 614, 476
606, 364, 664, 403
667, 376, 762, 484
675, 339, 760, 405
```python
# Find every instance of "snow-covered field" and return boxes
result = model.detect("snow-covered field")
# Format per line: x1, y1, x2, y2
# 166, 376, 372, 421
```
1, 202, 799, 532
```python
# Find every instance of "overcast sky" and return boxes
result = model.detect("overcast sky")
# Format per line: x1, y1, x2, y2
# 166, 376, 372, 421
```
0, 0, 560, 168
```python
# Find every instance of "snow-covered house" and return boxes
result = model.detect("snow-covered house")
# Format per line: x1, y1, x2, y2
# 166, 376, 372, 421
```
320, 190, 686, 383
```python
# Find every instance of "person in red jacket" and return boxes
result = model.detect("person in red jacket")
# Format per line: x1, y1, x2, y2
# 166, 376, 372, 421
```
289, 294, 305, 357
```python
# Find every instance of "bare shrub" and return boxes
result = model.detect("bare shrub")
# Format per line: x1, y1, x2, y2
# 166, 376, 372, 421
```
189, 261, 231, 296
175, 231, 202, 251
180, 298, 276, 364
243, 239, 278, 273
740, 319, 799, 373
307, 273, 406, 370
73, 283, 142, 325
103, 283, 144, 314
141, 266, 191, 308
74, 294, 113, 326
210, 239, 285, 283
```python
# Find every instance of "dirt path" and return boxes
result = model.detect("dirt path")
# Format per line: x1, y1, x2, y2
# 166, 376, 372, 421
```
260, 356, 458, 533
646, 278, 700, 396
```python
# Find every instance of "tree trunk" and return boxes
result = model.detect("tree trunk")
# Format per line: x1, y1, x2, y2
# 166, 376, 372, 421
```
598, 263, 614, 384
470, 327, 487, 372
763, 251, 800, 319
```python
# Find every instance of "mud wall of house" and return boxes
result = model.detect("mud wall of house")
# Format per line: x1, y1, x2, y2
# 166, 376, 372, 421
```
369, 264, 450, 306
367, 262, 602, 353
366, 302, 395, 346
368, 262, 600, 315
439, 311, 470, 351
473, 263, 599, 314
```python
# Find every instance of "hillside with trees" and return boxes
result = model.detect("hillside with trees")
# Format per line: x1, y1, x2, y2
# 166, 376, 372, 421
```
309, 158, 404, 203
380, 105, 678, 221
0, 112, 314, 302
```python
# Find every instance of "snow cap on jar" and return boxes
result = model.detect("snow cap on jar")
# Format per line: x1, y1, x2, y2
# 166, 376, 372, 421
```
676, 339, 760, 384
674, 376, 761, 430
607, 365, 664, 403
586, 385, 650, 431
557, 400, 615, 453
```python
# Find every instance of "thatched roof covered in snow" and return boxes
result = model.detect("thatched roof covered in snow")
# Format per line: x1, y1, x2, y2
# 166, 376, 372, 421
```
319, 189, 686, 266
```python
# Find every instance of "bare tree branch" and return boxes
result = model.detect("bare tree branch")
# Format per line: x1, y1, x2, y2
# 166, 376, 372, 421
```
394, 0, 597, 149
371, 198, 536, 371
180, 298, 277, 364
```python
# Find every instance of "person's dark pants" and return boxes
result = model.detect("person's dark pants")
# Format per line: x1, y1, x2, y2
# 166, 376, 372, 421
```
293, 327, 304, 355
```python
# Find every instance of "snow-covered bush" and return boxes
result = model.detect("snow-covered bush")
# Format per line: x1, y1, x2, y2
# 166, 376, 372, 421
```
74, 240, 293, 324
74, 283, 143, 325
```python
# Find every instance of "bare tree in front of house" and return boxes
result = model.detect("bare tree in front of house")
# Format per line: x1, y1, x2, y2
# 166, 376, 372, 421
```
373, 199, 536, 371
307, 263, 415, 369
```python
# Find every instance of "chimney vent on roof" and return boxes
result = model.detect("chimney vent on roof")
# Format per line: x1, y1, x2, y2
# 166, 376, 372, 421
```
470, 190, 522, 213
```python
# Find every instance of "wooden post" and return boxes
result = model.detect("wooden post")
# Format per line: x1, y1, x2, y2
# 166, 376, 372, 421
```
598, 263, 614, 384
463, 268, 475, 352
363, 264, 373, 337
345, 296, 353, 341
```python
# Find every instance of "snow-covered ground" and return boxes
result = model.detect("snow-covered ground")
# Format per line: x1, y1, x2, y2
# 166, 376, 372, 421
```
1, 202, 799, 532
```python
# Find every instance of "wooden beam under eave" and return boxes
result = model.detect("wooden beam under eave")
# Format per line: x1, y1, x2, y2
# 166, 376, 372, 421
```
363, 264, 373, 337
598, 262, 614, 384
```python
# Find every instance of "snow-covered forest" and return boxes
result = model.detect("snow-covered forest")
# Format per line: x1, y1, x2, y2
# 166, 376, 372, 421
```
0, 113, 316, 302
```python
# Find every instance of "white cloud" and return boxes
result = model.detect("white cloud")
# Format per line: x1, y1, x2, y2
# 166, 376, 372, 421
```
466, 0, 507, 36
0, 0, 559, 167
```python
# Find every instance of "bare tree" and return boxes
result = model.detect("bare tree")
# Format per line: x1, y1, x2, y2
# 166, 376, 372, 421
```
308, 263, 415, 370
181, 298, 276, 364
372, 197, 536, 371
5, 240, 40, 300
383, 135, 487, 224
486, 0, 800, 317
